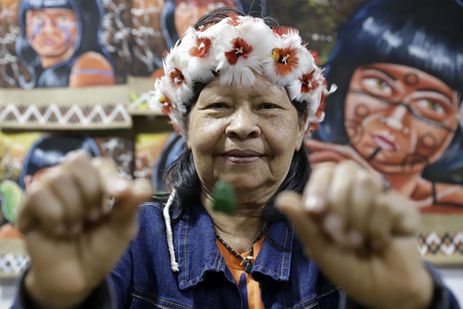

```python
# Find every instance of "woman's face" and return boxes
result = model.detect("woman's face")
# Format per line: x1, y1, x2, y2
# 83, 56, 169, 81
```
26, 8, 78, 66
187, 74, 305, 204
345, 63, 459, 174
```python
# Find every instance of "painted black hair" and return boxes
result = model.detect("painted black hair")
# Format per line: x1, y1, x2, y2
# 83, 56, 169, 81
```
315, 0, 463, 184
19, 135, 101, 189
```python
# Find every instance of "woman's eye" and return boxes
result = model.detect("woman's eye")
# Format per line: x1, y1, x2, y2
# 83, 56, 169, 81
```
207, 102, 228, 109
31, 15, 45, 24
362, 77, 393, 96
259, 102, 279, 110
417, 99, 445, 115
57, 16, 71, 24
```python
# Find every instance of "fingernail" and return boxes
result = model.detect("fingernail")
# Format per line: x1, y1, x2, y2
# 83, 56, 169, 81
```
104, 197, 116, 213
304, 195, 325, 213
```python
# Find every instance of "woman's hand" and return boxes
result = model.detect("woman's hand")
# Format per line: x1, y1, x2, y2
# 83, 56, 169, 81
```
276, 161, 433, 309
17, 151, 152, 308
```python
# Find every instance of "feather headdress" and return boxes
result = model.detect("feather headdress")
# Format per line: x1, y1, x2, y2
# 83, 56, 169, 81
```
149, 14, 335, 134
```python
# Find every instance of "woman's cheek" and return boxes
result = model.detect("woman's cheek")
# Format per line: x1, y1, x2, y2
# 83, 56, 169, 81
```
414, 125, 451, 160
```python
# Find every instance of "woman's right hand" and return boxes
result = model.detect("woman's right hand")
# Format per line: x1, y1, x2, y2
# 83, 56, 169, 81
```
17, 151, 152, 308
276, 161, 432, 309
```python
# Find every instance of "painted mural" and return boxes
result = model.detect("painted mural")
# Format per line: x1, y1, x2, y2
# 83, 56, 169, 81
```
0, 0, 461, 278
307, 0, 463, 263
309, 0, 463, 216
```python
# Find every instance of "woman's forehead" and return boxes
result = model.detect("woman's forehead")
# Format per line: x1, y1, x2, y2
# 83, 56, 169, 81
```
203, 74, 288, 97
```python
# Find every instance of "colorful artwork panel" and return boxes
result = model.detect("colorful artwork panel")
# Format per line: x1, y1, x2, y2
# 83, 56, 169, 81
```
0, 131, 134, 277
306, 0, 463, 264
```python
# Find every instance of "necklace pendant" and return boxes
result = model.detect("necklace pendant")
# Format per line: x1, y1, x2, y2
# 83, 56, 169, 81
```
244, 259, 253, 273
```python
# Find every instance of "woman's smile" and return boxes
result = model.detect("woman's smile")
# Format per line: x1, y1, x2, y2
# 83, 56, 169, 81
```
220, 149, 266, 164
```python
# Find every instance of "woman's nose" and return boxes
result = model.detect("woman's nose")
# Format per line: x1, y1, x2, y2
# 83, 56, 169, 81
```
225, 109, 261, 140
385, 104, 408, 130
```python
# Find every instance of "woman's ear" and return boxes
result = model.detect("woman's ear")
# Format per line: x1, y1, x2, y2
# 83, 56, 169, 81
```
295, 113, 308, 151
184, 131, 191, 150
295, 129, 305, 151
183, 118, 192, 150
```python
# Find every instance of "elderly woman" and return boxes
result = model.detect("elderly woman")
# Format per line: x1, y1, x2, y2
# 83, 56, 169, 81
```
13, 8, 458, 309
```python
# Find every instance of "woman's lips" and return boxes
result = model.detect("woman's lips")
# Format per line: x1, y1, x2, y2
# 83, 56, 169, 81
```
221, 150, 264, 164
373, 135, 397, 151
39, 36, 59, 46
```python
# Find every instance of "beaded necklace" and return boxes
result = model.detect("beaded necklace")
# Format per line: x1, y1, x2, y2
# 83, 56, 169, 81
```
215, 231, 263, 273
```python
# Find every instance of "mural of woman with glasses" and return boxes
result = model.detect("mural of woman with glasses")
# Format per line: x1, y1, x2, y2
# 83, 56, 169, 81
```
15, 0, 115, 88
306, 0, 463, 213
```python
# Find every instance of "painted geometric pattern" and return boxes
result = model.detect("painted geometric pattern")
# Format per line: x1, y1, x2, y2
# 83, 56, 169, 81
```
418, 232, 463, 256
0, 103, 131, 127
128, 90, 162, 114
0, 254, 29, 276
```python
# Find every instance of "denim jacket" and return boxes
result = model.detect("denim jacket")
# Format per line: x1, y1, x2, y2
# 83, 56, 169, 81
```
12, 200, 460, 308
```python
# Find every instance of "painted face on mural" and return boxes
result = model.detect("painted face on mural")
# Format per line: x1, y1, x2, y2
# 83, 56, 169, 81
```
174, 0, 236, 37
344, 63, 459, 174
26, 8, 78, 67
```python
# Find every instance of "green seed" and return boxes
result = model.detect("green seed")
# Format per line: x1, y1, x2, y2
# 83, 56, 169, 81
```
0, 180, 24, 224
212, 180, 236, 215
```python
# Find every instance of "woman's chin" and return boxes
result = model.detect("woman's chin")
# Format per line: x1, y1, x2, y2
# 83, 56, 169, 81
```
217, 175, 261, 191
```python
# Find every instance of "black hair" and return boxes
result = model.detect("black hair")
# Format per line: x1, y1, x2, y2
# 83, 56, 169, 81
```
315, 0, 463, 184
165, 7, 311, 248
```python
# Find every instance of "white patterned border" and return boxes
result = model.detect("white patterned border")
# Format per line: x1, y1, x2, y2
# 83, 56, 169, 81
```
0, 103, 131, 128
128, 90, 163, 115
0, 254, 29, 276
418, 232, 463, 256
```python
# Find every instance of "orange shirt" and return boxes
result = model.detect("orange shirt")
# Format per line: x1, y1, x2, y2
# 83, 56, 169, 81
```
216, 238, 265, 309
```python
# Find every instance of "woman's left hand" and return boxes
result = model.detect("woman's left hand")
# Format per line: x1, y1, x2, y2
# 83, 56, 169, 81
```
276, 160, 433, 309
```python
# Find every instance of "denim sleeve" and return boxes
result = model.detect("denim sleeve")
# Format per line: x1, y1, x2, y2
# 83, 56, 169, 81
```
10, 246, 134, 309
338, 262, 461, 309
10, 269, 114, 309
110, 245, 135, 308
424, 262, 461, 309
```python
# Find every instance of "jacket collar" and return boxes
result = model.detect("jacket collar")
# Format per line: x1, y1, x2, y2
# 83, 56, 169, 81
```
175, 202, 294, 290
